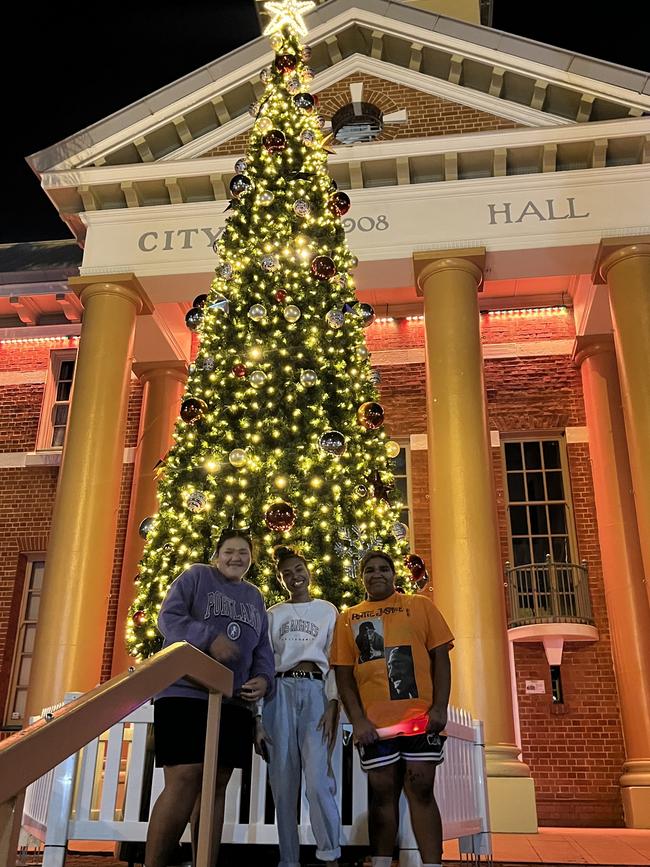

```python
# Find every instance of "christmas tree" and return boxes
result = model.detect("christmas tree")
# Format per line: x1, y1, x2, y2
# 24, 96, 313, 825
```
127, 0, 408, 659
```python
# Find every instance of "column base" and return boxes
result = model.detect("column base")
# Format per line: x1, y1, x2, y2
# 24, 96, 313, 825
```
623, 787, 650, 828
621, 760, 650, 828
487, 777, 538, 833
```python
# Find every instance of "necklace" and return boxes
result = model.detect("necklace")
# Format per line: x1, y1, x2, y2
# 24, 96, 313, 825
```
287, 598, 314, 620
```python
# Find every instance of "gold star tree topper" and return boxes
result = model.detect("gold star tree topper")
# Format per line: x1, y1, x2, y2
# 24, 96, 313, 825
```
263, 0, 316, 37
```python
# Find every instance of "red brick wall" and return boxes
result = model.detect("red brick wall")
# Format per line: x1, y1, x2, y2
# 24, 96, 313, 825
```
488, 357, 624, 825
481, 309, 575, 344
0, 343, 58, 372
101, 385, 143, 680
205, 73, 520, 157
378, 362, 431, 567
365, 308, 575, 354
367, 319, 425, 351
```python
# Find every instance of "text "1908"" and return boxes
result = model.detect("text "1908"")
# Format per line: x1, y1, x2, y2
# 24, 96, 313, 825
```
342, 215, 390, 234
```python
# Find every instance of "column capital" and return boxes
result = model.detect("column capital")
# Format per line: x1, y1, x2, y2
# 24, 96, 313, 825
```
68, 273, 154, 315
592, 236, 650, 285
572, 333, 615, 368
413, 248, 485, 296
132, 360, 188, 385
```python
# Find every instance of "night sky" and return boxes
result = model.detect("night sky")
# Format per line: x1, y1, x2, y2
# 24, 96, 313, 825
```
1, 0, 645, 244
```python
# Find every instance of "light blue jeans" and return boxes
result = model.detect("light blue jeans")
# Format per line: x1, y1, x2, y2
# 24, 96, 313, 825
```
263, 677, 341, 867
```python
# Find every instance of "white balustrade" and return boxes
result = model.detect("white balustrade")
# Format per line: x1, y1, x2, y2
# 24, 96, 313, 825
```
23, 702, 491, 867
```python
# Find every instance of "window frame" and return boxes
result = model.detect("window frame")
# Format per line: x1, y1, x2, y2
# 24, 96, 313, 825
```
501, 433, 580, 566
36, 349, 77, 450
392, 438, 415, 548
4, 557, 46, 726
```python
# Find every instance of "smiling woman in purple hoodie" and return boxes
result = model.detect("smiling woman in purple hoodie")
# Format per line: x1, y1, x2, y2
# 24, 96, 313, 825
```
145, 529, 275, 867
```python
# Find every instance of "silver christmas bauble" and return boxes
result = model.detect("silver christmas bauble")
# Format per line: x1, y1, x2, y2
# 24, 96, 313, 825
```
286, 75, 301, 94
261, 255, 279, 272
358, 302, 376, 328
319, 430, 346, 456
301, 129, 317, 146
218, 262, 233, 280
249, 101, 261, 118
257, 116, 273, 133
185, 307, 203, 332
300, 369, 318, 387
284, 304, 301, 323
235, 158, 247, 174
259, 190, 275, 206
370, 369, 381, 386
229, 448, 247, 468
187, 491, 208, 513
248, 304, 267, 322
138, 516, 156, 539
293, 199, 311, 217
229, 174, 252, 199
357, 345, 370, 360
198, 355, 216, 372
393, 521, 409, 541
250, 370, 267, 388
261, 67, 273, 83
326, 309, 345, 329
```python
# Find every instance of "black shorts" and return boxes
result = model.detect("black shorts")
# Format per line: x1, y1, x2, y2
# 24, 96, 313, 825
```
154, 697, 254, 769
358, 732, 446, 772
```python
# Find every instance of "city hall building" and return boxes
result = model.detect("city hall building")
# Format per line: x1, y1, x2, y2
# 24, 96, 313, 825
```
2, 0, 650, 834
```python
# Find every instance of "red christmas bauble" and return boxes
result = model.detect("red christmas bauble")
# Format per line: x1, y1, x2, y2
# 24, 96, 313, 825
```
180, 397, 208, 424
233, 363, 247, 378
275, 53, 298, 74
265, 501, 297, 532
404, 554, 426, 579
263, 129, 287, 154
329, 191, 351, 216
275, 289, 288, 303
357, 401, 385, 430
133, 610, 146, 626
311, 255, 337, 280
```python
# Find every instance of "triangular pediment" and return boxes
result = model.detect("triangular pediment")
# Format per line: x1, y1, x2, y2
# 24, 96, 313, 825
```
195, 59, 528, 161
29, 0, 649, 175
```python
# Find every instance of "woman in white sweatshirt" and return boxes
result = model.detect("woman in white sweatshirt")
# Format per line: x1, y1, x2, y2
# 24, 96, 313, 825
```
256, 547, 341, 867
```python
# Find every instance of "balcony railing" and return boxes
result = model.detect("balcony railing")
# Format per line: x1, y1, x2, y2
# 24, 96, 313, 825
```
505, 555, 594, 629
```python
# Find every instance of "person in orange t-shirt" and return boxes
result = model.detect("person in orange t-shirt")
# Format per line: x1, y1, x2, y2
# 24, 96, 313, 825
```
331, 551, 453, 867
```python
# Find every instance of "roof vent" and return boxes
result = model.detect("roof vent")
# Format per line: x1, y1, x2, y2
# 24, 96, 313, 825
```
332, 102, 383, 145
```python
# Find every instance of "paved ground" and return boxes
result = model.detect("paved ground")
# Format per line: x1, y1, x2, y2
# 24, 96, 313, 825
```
15, 827, 650, 867
444, 828, 650, 865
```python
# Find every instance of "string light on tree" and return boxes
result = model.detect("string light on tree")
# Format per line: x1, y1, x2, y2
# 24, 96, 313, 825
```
127, 0, 408, 659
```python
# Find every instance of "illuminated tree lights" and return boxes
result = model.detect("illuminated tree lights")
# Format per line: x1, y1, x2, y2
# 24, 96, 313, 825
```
127, 8, 406, 659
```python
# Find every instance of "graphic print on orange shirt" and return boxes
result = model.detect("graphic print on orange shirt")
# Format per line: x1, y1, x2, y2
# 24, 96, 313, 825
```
331, 593, 453, 729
